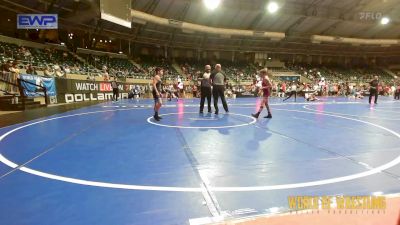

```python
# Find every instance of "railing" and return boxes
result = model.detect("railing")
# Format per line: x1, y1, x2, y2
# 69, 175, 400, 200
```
0, 71, 19, 93
0, 72, 48, 110
0, 88, 17, 97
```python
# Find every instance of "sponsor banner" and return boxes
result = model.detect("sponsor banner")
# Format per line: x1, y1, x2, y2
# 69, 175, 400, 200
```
278, 76, 300, 81
100, 83, 113, 92
17, 14, 58, 29
64, 93, 129, 103
20, 74, 57, 97
235, 91, 256, 98
55, 78, 139, 103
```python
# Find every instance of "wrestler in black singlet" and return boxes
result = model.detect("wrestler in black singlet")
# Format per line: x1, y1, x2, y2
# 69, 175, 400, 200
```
153, 79, 162, 103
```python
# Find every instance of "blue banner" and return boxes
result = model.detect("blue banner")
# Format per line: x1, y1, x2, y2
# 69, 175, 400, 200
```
17, 14, 58, 29
20, 74, 56, 97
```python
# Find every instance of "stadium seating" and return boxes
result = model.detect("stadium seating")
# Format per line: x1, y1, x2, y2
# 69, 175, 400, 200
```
176, 59, 257, 83
0, 41, 84, 69
288, 63, 395, 83
0, 39, 397, 89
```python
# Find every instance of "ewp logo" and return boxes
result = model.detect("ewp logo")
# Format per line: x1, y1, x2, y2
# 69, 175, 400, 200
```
17, 14, 58, 29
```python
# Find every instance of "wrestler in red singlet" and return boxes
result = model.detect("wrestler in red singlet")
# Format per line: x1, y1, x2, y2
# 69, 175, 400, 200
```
252, 68, 272, 119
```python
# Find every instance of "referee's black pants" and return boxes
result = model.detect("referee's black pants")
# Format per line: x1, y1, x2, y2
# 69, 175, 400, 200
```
213, 85, 228, 113
369, 88, 378, 104
113, 88, 119, 101
200, 86, 212, 113
394, 91, 400, 100
283, 91, 297, 102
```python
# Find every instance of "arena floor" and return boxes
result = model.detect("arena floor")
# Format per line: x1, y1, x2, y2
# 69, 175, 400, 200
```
0, 97, 400, 225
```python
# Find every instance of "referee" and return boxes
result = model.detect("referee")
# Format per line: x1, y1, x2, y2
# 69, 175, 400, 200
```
211, 64, 229, 114
199, 65, 212, 113
369, 76, 379, 104
283, 81, 297, 102
111, 77, 119, 101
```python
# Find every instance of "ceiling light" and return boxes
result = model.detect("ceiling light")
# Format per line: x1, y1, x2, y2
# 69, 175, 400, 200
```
380, 17, 390, 25
203, 0, 221, 10
267, 2, 279, 14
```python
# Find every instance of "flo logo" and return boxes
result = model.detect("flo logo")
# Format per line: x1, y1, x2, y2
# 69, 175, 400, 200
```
358, 12, 382, 21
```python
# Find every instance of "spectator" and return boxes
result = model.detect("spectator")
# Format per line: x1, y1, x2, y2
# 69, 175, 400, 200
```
1, 60, 13, 72
102, 66, 110, 81
26, 64, 37, 75
87, 73, 95, 81
64, 66, 71, 75
54, 65, 64, 78
44, 66, 55, 77
9, 61, 20, 93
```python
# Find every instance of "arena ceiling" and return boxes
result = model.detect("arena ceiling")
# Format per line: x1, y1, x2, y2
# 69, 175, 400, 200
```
132, 0, 400, 39
1, 0, 400, 56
